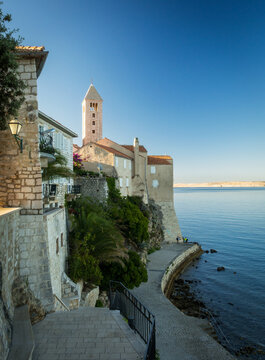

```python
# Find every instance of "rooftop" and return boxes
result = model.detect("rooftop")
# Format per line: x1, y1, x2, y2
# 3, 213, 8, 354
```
122, 145, 148, 153
84, 84, 103, 101
38, 111, 78, 138
15, 45, 48, 78
148, 155, 172, 165
95, 143, 132, 159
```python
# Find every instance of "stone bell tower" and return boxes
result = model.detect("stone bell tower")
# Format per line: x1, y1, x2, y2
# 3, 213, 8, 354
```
82, 84, 103, 146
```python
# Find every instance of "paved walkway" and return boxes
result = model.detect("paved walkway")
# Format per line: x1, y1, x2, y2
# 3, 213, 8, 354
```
33, 307, 145, 360
132, 242, 235, 360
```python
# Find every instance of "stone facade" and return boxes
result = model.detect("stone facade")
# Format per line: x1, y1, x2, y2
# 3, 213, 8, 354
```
75, 177, 108, 202
82, 84, 103, 146
18, 214, 54, 310
0, 209, 20, 359
0, 50, 47, 214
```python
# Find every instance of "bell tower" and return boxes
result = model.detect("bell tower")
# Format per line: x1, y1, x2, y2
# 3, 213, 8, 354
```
82, 84, 103, 146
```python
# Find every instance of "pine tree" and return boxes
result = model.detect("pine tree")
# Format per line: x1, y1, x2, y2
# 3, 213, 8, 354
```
0, 4, 25, 130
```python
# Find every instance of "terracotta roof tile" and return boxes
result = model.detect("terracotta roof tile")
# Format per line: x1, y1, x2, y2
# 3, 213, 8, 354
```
15, 46, 45, 52
122, 145, 147, 153
95, 143, 132, 159
148, 155, 172, 165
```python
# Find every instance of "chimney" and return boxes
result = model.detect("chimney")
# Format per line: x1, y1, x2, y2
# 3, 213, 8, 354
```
134, 137, 139, 176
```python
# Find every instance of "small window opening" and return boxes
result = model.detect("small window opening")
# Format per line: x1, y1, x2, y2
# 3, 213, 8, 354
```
92, 130, 95, 134
61, 233, 63, 247
56, 238, 59, 254
92, 121, 95, 125
92, 113, 95, 118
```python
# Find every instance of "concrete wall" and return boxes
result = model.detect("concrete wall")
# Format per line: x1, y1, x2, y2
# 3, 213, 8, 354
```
147, 164, 173, 203
0, 209, 20, 359
114, 156, 133, 196
0, 57, 43, 214
44, 208, 67, 299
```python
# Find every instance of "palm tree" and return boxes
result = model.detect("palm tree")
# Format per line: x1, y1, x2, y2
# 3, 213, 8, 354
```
42, 148, 74, 182
71, 208, 128, 266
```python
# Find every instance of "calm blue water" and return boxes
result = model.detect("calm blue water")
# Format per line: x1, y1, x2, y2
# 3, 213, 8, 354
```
174, 188, 265, 355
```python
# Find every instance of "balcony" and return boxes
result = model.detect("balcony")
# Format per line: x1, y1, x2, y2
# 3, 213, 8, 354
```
39, 131, 55, 168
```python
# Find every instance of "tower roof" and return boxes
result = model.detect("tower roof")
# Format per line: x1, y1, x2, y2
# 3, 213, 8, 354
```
84, 84, 103, 101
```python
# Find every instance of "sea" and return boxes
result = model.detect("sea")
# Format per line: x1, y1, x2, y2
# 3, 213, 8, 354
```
174, 187, 265, 358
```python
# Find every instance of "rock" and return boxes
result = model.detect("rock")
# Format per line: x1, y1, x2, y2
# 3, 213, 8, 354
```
233, 272, 237, 274
12, 277, 46, 325
204, 260, 207, 263
228, 302, 234, 306
210, 249, 217, 253
81, 286, 99, 307
217, 266, 225, 272
205, 250, 209, 254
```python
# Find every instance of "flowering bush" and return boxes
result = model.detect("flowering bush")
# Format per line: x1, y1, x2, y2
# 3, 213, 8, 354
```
73, 153, 83, 170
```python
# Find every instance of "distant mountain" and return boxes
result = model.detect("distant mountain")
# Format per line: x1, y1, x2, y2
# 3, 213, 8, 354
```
174, 181, 265, 188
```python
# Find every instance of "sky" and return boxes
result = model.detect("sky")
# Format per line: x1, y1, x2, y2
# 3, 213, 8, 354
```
3, 0, 265, 183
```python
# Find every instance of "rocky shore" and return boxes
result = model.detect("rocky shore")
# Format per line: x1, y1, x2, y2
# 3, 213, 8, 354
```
168, 259, 265, 359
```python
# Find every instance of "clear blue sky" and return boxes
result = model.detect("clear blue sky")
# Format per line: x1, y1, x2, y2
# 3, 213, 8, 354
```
4, 0, 265, 182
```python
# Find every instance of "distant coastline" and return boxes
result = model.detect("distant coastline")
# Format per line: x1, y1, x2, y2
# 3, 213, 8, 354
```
174, 181, 265, 188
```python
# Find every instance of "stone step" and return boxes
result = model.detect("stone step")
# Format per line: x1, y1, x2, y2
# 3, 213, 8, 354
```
33, 307, 144, 360
8, 305, 34, 360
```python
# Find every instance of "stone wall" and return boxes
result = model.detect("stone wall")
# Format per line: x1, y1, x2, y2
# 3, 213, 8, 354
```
18, 214, 54, 311
157, 201, 182, 242
0, 57, 43, 214
75, 176, 108, 202
0, 209, 20, 360
44, 208, 67, 299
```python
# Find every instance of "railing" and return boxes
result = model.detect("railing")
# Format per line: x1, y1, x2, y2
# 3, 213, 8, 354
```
39, 132, 54, 153
42, 183, 58, 198
109, 281, 156, 360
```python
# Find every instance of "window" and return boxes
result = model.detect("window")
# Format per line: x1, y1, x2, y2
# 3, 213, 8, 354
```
56, 238, 59, 254
129, 161, 131, 170
151, 166, 156, 174
115, 157, 119, 167
124, 159, 127, 168
119, 178, 123, 187
152, 179, 159, 188
92, 130, 95, 134
61, 233, 63, 247
126, 178, 129, 187
92, 121, 95, 125
92, 113, 95, 118
90, 103, 98, 111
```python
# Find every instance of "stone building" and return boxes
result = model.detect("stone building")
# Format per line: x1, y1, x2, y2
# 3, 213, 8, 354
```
0, 46, 79, 359
77, 84, 182, 241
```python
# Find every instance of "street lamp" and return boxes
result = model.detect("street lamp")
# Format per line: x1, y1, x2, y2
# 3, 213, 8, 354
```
8, 118, 23, 153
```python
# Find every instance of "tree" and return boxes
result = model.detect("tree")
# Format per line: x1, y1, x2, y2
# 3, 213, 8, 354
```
0, 4, 25, 130
42, 149, 74, 181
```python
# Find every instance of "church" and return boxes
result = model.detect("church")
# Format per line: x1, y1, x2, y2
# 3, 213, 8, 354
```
75, 84, 182, 242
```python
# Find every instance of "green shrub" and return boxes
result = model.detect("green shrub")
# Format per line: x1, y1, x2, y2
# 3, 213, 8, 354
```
106, 179, 149, 246
147, 246, 161, 255
68, 250, 103, 285
100, 251, 148, 289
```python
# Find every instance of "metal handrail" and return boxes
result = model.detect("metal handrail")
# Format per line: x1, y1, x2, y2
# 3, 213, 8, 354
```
109, 281, 156, 360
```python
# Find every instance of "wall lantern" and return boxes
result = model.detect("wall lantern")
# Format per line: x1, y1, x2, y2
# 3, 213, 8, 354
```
8, 118, 23, 153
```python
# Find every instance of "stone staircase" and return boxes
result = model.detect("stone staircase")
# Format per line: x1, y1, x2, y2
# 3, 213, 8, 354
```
60, 272, 81, 310
157, 201, 182, 242
32, 307, 145, 360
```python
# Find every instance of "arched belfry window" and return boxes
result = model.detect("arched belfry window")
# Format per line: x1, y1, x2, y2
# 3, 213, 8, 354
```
90, 103, 98, 112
